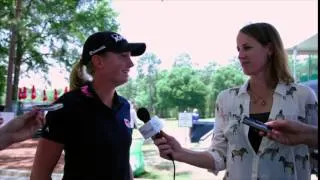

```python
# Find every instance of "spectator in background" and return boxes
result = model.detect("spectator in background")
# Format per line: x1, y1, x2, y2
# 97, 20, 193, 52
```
192, 108, 199, 123
129, 101, 143, 129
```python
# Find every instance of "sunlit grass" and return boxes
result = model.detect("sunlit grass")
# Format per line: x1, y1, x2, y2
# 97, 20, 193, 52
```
132, 119, 193, 180
132, 119, 220, 180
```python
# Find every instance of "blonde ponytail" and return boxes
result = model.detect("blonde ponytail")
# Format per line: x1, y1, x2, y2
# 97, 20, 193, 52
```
69, 61, 93, 90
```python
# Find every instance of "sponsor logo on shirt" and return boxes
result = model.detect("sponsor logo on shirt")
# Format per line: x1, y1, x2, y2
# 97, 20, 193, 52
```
124, 118, 131, 128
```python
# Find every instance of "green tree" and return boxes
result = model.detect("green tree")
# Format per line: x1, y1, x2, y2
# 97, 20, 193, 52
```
0, 0, 118, 109
157, 66, 207, 118
117, 77, 137, 101
197, 62, 218, 117
135, 52, 161, 113
209, 66, 246, 116
173, 52, 192, 68
198, 62, 218, 86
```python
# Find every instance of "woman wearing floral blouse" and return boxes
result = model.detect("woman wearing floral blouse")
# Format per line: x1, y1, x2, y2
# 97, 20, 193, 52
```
154, 22, 317, 180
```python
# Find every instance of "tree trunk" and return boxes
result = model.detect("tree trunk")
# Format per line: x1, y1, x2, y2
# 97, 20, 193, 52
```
148, 76, 153, 113
154, 73, 158, 115
12, 34, 23, 102
5, 0, 22, 112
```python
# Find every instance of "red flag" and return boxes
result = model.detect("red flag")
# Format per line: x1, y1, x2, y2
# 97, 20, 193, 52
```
31, 85, 36, 100
22, 87, 27, 99
42, 89, 48, 101
54, 89, 59, 100
64, 86, 68, 94
18, 88, 23, 100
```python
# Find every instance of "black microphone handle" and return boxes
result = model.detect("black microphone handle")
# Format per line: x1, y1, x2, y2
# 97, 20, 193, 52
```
153, 131, 174, 161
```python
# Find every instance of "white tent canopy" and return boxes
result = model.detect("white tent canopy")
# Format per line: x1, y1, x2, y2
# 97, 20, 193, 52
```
286, 34, 318, 80
287, 34, 318, 55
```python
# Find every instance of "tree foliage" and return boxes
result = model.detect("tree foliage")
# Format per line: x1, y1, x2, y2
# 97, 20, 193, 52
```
4, 1, 312, 119
0, 0, 119, 102
209, 66, 246, 116
117, 50, 248, 118
136, 53, 161, 113
156, 66, 207, 117
173, 52, 192, 68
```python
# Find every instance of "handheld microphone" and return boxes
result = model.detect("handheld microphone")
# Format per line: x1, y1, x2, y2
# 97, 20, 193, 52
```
136, 107, 150, 124
137, 107, 173, 160
137, 107, 163, 139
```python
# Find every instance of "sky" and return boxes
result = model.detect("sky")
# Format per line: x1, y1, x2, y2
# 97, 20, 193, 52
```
112, 0, 317, 68
20, 0, 318, 90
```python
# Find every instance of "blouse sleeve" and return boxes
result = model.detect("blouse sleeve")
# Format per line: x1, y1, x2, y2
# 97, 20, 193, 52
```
208, 91, 228, 174
304, 87, 318, 126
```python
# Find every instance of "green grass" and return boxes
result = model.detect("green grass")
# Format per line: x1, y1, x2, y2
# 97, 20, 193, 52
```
165, 118, 177, 121
136, 168, 191, 180
132, 119, 214, 180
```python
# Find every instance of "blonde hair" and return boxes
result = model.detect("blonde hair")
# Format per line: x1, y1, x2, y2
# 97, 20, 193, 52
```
240, 23, 294, 84
69, 60, 93, 91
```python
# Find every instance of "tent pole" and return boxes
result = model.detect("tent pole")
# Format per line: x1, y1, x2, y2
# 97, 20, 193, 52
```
293, 47, 297, 81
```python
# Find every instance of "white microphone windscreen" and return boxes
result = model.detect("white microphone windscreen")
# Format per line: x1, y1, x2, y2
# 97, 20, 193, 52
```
138, 116, 164, 139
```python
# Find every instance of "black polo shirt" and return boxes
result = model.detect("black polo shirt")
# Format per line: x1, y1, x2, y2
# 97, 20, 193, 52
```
41, 82, 133, 180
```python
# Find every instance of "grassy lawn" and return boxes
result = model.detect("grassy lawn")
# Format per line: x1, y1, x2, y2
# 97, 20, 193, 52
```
134, 139, 192, 180
131, 119, 224, 180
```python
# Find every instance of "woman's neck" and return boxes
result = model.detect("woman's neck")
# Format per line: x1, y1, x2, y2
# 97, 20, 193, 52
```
249, 78, 276, 90
250, 61, 278, 89
92, 80, 115, 108
249, 67, 277, 90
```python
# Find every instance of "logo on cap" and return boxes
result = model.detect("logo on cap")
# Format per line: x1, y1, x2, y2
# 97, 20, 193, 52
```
111, 34, 125, 42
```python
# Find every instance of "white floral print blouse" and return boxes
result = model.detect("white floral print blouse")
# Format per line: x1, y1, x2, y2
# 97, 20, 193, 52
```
208, 80, 318, 180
